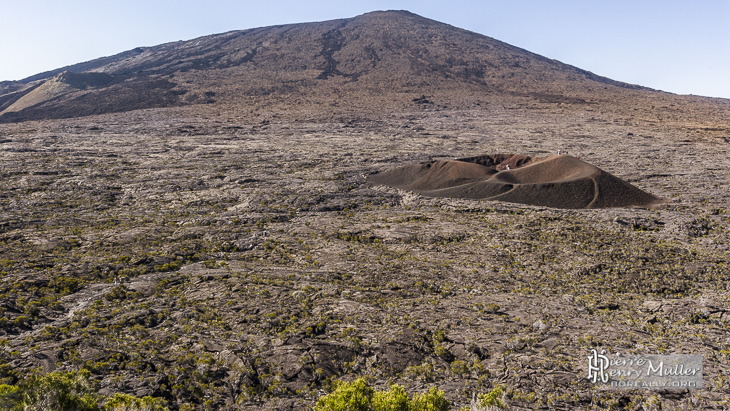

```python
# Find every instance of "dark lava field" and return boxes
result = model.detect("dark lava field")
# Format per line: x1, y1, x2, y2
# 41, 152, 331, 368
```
1, 10, 730, 411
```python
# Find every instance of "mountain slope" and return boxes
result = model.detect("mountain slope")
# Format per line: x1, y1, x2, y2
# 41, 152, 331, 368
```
11, 11, 629, 88
0, 10, 727, 126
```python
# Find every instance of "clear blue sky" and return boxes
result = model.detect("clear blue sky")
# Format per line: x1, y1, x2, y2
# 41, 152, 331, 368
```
2, 0, 729, 99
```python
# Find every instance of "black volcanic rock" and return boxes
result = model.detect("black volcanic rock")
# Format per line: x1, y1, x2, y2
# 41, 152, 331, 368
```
0, 10, 652, 123
2, 11, 730, 411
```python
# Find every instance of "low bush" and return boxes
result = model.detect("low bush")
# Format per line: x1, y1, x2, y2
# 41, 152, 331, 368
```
0, 369, 168, 411
313, 378, 449, 411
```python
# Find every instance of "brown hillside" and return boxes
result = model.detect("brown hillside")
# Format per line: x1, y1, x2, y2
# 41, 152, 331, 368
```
1, 10, 728, 134
368, 154, 666, 209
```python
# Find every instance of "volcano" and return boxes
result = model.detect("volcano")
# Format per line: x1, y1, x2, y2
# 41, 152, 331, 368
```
368, 154, 666, 209
0, 10, 653, 123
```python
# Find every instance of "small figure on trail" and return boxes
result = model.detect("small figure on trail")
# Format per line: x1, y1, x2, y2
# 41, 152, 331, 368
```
114, 276, 119, 286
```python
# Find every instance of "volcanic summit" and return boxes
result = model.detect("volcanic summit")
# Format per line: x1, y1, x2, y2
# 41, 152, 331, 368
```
0, 10, 691, 124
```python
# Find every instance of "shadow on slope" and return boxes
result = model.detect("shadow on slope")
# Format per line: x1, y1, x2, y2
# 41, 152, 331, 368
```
0, 73, 191, 123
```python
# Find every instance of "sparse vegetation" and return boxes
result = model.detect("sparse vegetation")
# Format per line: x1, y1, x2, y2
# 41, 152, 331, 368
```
0, 10, 728, 411
313, 378, 449, 411
0, 369, 168, 411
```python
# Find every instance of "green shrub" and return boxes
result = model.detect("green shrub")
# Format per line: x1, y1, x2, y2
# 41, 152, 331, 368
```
103, 393, 168, 410
105, 285, 129, 301
0, 370, 169, 411
434, 344, 454, 362
0, 384, 21, 408
313, 378, 449, 411
24, 302, 41, 317
410, 387, 450, 411
372, 384, 409, 411
450, 360, 470, 377
314, 378, 373, 411
0, 369, 99, 411
49, 276, 83, 295
470, 386, 506, 410
403, 362, 437, 383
